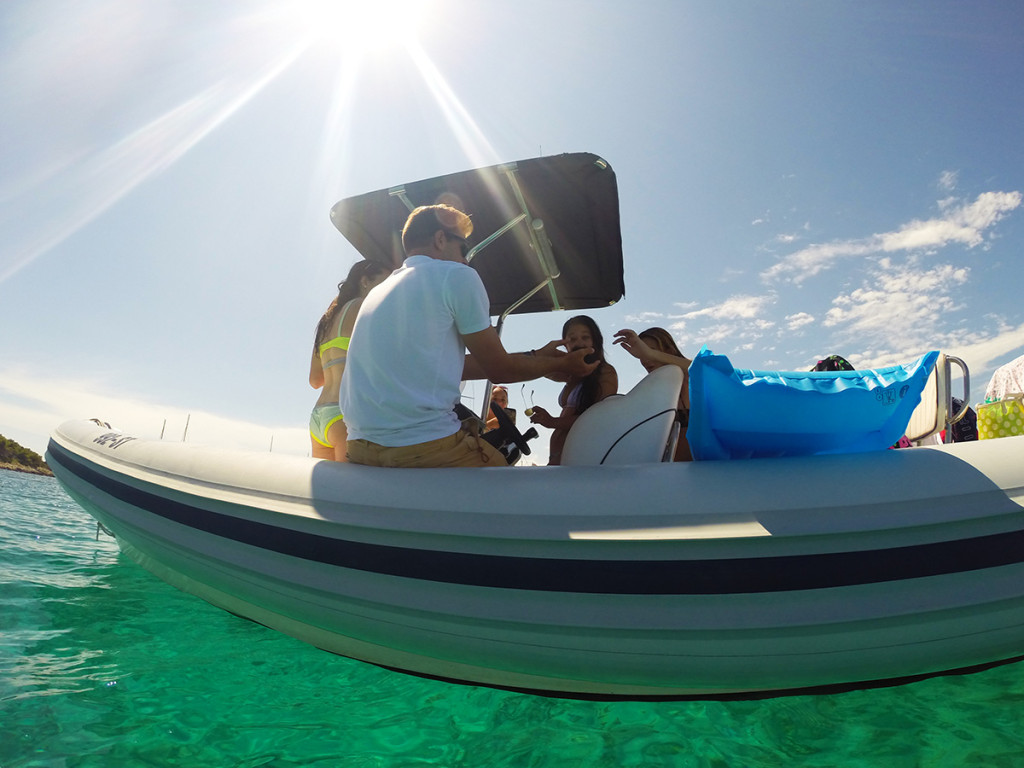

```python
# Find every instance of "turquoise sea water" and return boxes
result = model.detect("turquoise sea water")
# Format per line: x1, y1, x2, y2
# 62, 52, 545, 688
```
3, 469, 1024, 767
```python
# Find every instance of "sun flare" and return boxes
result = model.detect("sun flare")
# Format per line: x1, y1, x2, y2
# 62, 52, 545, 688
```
293, 0, 429, 56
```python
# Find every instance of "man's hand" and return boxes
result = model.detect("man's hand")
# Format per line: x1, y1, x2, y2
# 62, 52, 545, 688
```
563, 347, 600, 378
461, 327, 598, 383
534, 339, 567, 357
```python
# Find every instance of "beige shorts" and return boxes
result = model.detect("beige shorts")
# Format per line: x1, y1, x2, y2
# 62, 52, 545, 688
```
347, 428, 505, 468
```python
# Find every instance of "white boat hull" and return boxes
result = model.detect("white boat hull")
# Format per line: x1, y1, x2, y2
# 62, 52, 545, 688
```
47, 419, 1024, 698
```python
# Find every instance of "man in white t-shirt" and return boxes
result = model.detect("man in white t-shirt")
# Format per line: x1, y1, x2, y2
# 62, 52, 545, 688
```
339, 204, 599, 468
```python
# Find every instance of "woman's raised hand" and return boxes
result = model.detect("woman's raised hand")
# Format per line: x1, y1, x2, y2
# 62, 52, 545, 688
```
613, 328, 652, 361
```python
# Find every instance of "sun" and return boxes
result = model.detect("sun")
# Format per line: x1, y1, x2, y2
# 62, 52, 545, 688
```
292, 0, 430, 56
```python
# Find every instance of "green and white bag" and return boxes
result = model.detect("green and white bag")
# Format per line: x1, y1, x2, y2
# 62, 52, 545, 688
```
977, 393, 1024, 440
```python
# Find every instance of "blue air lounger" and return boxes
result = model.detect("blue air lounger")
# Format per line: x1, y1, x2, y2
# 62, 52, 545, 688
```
687, 347, 941, 460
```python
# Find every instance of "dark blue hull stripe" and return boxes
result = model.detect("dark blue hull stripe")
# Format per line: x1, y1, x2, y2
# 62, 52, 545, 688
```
48, 440, 1024, 595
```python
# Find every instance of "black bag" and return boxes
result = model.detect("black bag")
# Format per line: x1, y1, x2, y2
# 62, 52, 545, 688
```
949, 397, 978, 442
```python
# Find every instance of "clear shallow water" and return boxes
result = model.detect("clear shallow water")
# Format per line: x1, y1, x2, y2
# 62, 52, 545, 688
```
3, 469, 1024, 767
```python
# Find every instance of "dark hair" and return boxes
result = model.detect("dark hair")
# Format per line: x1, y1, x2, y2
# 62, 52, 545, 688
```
562, 315, 608, 414
401, 204, 473, 254
637, 327, 685, 359
811, 355, 854, 372
314, 260, 388, 350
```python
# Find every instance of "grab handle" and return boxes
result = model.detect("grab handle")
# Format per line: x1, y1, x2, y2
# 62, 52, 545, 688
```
944, 355, 971, 441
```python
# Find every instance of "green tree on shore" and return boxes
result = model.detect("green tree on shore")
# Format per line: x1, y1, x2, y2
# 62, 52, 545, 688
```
0, 435, 49, 471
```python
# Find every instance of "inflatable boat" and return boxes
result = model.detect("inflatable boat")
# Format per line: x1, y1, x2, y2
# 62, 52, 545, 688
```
47, 154, 1024, 699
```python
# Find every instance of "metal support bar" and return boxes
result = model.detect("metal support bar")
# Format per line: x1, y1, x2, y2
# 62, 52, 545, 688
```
501, 165, 563, 310
477, 290, 550, 421
500, 279, 560, 322
531, 218, 560, 280
466, 214, 527, 263
943, 355, 971, 443
388, 186, 417, 213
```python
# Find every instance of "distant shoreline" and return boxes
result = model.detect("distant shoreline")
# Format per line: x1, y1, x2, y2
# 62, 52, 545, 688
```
0, 462, 54, 477
1, 433, 54, 476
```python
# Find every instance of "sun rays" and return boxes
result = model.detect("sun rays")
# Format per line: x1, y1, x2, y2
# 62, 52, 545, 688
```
1, 42, 308, 286
303, 0, 502, 223
291, 0, 428, 57
2, 0, 495, 286
407, 43, 502, 172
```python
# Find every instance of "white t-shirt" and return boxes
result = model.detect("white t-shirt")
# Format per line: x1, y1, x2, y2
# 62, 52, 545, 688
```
339, 254, 492, 446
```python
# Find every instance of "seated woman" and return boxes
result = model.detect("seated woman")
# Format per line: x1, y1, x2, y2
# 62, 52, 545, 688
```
613, 327, 693, 461
811, 354, 855, 372
529, 315, 618, 465
309, 260, 389, 461
484, 385, 516, 432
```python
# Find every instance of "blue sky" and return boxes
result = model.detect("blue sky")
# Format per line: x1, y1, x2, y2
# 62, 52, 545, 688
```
2, 0, 1023, 464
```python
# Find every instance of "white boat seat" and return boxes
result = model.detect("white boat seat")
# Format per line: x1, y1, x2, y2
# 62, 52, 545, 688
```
561, 365, 683, 466
905, 353, 971, 443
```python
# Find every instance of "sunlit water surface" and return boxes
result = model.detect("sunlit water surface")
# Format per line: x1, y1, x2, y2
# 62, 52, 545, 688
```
3, 469, 1024, 767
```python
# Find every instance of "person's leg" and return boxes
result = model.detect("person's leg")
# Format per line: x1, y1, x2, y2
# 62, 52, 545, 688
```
348, 429, 505, 468
311, 440, 334, 460
404, 429, 504, 467
327, 419, 349, 462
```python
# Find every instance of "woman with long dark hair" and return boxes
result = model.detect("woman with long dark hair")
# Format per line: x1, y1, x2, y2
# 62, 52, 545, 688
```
613, 326, 693, 461
308, 259, 389, 461
529, 315, 618, 465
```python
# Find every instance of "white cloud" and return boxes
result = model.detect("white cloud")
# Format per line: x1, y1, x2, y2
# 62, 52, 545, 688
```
692, 322, 748, 345
664, 295, 778, 352
880, 191, 1020, 252
761, 239, 877, 283
622, 310, 667, 324
679, 294, 774, 321
786, 312, 815, 330
842, 321, 1024, 390
0, 366, 309, 458
671, 301, 701, 312
824, 260, 969, 339
761, 191, 1021, 284
718, 267, 746, 282
938, 170, 958, 192
948, 323, 1024, 378
811, 260, 1024, 381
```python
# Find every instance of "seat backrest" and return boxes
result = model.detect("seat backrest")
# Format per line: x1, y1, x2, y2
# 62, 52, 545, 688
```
905, 353, 972, 443
905, 353, 947, 442
561, 365, 683, 466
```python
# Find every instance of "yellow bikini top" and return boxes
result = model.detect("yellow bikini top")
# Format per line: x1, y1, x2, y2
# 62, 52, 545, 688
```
318, 299, 357, 369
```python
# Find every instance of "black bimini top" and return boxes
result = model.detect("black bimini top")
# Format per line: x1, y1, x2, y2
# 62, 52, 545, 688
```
329, 152, 624, 318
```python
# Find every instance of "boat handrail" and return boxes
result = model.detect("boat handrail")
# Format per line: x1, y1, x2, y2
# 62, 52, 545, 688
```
943, 354, 971, 440
906, 353, 971, 443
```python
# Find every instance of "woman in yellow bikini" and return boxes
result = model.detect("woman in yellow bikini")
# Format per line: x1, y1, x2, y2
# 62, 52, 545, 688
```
309, 260, 389, 461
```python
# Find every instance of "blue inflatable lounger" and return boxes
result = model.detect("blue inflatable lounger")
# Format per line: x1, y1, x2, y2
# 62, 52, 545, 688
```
686, 347, 941, 461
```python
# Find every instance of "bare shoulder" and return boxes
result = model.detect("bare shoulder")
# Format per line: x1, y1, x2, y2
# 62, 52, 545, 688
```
340, 297, 365, 335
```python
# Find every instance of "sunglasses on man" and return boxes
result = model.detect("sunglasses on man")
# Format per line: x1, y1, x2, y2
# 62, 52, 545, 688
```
443, 230, 470, 260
